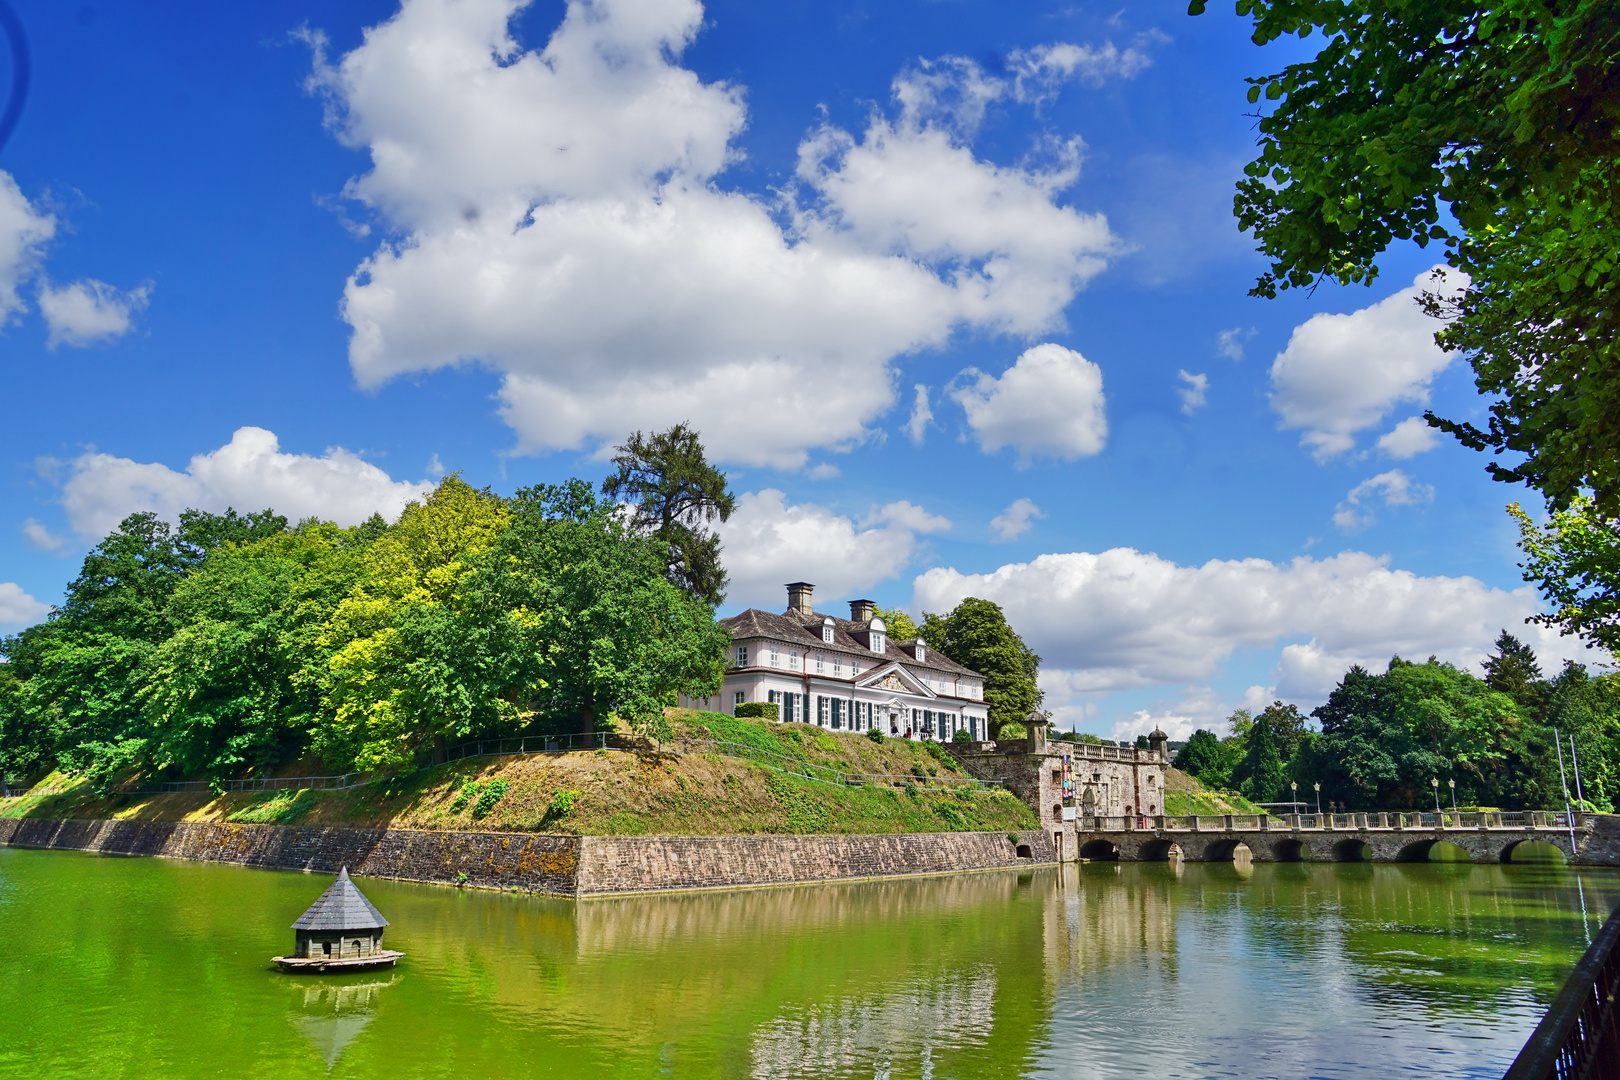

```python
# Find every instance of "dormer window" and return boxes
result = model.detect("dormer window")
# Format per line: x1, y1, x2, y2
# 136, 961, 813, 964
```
915, 643, 926, 663
822, 617, 835, 645
868, 617, 886, 655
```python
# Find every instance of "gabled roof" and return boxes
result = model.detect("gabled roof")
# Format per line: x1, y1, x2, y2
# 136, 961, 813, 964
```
856, 662, 934, 698
292, 867, 389, 931
719, 607, 982, 679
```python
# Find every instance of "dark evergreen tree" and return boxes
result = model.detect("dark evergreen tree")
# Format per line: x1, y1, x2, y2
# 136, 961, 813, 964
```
1235, 709, 1287, 803
601, 423, 736, 608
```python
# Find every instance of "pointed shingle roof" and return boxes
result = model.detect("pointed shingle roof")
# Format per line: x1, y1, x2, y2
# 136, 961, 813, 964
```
291, 867, 389, 931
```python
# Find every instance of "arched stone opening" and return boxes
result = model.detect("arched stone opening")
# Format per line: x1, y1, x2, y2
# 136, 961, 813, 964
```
1502, 839, 1567, 865
1015, 844, 1033, 859
1397, 839, 1473, 863
1273, 838, 1307, 862
1206, 839, 1252, 863
1138, 839, 1182, 861
1333, 839, 1373, 862
1080, 839, 1119, 861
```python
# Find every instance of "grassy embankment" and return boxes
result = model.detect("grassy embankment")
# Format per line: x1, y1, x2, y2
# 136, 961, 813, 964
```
0, 710, 1039, 837
1160, 765, 1264, 815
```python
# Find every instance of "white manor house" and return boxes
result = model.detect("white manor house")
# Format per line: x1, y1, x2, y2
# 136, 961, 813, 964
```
679, 582, 991, 741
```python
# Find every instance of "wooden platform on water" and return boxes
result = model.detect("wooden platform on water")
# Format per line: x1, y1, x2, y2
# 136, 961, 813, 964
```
272, 951, 403, 973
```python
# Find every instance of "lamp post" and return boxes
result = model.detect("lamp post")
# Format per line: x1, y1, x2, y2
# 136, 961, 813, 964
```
1431, 777, 1441, 816
1314, 782, 1322, 816
1448, 778, 1457, 813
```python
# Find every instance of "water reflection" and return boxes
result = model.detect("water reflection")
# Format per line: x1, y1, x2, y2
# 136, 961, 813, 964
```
288, 976, 397, 1071
1, 848, 1617, 1079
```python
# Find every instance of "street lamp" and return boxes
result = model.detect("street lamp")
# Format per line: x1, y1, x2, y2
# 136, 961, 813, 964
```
1314, 782, 1321, 816
1448, 778, 1457, 813
1431, 777, 1441, 815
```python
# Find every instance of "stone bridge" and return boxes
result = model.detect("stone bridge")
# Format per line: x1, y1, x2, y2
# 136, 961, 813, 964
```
1073, 810, 1620, 865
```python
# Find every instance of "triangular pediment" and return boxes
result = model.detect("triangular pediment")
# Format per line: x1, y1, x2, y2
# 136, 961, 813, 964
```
856, 663, 933, 698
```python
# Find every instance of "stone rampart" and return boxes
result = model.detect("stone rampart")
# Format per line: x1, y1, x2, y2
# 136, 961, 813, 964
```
0, 818, 1052, 895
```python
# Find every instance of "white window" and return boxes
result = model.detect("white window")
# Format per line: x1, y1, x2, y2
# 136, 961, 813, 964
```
790, 649, 799, 670
770, 643, 780, 667
734, 690, 746, 707
735, 644, 748, 668
822, 617, 835, 644
915, 644, 926, 663
852, 660, 860, 676
833, 655, 842, 677
816, 652, 825, 674
869, 619, 887, 655
818, 696, 828, 724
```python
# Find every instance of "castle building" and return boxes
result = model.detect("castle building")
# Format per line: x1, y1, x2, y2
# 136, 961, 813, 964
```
680, 582, 991, 740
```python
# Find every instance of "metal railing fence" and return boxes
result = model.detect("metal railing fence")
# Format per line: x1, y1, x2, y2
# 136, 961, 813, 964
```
1504, 905, 1620, 1080
444, 732, 610, 762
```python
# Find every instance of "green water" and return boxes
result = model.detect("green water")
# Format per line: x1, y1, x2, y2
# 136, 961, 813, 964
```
0, 850, 1614, 1079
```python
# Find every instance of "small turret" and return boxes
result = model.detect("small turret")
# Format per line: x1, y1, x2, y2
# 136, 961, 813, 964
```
1148, 727, 1169, 759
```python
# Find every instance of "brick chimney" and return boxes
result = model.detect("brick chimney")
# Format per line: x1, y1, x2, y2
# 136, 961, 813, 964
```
848, 599, 876, 624
785, 582, 815, 617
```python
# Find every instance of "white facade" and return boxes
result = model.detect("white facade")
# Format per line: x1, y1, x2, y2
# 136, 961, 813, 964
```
679, 583, 990, 742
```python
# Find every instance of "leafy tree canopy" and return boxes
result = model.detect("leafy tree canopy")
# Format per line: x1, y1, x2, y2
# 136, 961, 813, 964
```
920, 598, 1042, 740
1174, 728, 1224, 783
1193, 0, 1620, 515
601, 423, 736, 608
1511, 498, 1620, 653
873, 605, 920, 643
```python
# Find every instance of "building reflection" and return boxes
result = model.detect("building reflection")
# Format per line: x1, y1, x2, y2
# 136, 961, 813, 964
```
287, 976, 398, 1071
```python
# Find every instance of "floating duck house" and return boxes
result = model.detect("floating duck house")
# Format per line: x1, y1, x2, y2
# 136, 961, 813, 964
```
274, 867, 403, 972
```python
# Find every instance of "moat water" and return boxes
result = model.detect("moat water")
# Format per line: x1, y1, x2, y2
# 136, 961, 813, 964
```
0, 848, 1614, 1079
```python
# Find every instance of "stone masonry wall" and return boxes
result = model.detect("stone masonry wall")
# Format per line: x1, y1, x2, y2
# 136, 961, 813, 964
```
0, 818, 1054, 895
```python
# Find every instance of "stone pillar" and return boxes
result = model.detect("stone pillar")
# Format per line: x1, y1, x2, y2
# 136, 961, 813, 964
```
1223, 814, 1234, 831
1259, 814, 1270, 832
1377, 813, 1389, 828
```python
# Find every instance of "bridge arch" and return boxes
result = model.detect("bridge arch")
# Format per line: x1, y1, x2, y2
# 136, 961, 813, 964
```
1333, 839, 1373, 862
1080, 839, 1119, 861
1205, 839, 1253, 863
1502, 839, 1567, 865
1273, 838, 1307, 862
1137, 839, 1183, 861
1397, 839, 1473, 863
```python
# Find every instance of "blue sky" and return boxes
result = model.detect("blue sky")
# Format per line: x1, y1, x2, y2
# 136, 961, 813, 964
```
0, 0, 1593, 739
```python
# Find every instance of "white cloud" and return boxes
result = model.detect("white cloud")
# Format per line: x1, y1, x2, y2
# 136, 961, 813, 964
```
1215, 327, 1247, 361
1008, 36, 1160, 100
867, 500, 951, 535
1332, 469, 1434, 531
1176, 369, 1207, 415
311, 0, 1118, 468
951, 343, 1107, 464
1110, 684, 1271, 743
806, 463, 840, 480
989, 497, 1044, 542
1269, 267, 1463, 459
39, 279, 152, 349
912, 547, 1592, 704
0, 171, 56, 325
0, 583, 50, 629
1377, 416, 1441, 458
21, 519, 68, 553
716, 490, 948, 610
904, 384, 932, 445
53, 426, 436, 539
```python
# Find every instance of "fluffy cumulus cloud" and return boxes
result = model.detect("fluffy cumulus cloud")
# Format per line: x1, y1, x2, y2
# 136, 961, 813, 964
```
904, 384, 933, 445
1269, 267, 1462, 459
912, 548, 1590, 704
989, 497, 1044, 541
1332, 469, 1434, 531
1007, 31, 1166, 101
311, 0, 1120, 468
0, 172, 56, 325
950, 343, 1107, 464
716, 490, 949, 610
0, 582, 50, 629
1377, 415, 1441, 458
52, 427, 435, 538
39, 279, 153, 349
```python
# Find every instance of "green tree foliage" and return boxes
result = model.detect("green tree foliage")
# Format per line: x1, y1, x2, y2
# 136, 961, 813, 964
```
1511, 498, 1620, 653
1235, 709, 1288, 802
601, 423, 736, 608
0, 464, 732, 784
1193, 0, 1620, 517
872, 605, 920, 642
1174, 728, 1223, 783
920, 598, 1042, 740
475, 480, 729, 742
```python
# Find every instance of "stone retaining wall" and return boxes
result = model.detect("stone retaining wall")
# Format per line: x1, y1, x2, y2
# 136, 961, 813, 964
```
0, 818, 1051, 895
